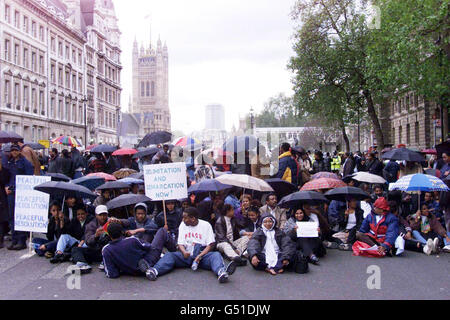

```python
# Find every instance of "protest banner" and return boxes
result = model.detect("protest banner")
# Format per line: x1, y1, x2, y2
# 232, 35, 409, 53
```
14, 175, 51, 233
296, 221, 319, 238
143, 162, 188, 226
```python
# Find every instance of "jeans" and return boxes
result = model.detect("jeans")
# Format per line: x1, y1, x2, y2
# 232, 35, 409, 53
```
412, 230, 450, 247
32, 238, 57, 256
142, 228, 177, 267
153, 244, 225, 277
56, 234, 86, 253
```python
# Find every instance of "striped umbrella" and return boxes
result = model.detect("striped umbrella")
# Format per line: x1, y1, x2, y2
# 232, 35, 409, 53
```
388, 174, 449, 192
173, 136, 200, 147
300, 178, 347, 191
52, 136, 81, 147
311, 172, 340, 180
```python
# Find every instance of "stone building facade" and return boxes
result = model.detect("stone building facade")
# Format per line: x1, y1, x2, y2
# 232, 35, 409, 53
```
0, 0, 121, 146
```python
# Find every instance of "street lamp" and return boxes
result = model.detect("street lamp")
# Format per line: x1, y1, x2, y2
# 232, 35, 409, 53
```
250, 107, 255, 134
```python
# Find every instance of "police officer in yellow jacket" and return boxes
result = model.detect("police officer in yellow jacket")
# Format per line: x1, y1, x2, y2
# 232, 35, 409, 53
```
331, 151, 341, 172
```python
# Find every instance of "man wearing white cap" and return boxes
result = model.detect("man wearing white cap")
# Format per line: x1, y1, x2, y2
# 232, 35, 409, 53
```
71, 205, 111, 274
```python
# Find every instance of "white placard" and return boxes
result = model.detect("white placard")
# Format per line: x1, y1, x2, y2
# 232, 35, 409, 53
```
144, 162, 188, 201
14, 175, 51, 233
296, 221, 319, 238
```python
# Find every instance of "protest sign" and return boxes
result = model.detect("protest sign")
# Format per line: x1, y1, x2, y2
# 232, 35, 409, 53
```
296, 221, 319, 238
143, 162, 188, 201
14, 175, 51, 233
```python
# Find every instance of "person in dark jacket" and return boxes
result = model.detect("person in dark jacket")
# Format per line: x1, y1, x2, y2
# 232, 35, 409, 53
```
71, 205, 112, 274
342, 152, 356, 177
71, 147, 86, 179
311, 151, 327, 174
4, 144, 34, 250
47, 148, 63, 173
154, 200, 182, 240
365, 152, 383, 176
49, 205, 94, 263
101, 223, 176, 279
104, 153, 119, 174
334, 198, 364, 250
60, 149, 74, 178
0, 151, 10, 248
247, 214, 296, 275
384, 159, 400, 183
215, 204, 249, 266
239, 206, 261, 237
283, 208, 325, 265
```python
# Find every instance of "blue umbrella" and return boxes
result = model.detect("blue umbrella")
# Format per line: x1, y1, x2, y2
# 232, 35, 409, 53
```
34, 181, 97, 200
388, 174, 449, 192
106, 194, 152, 210
188, 179, 232, 194
71, 175, 105, 191
44, 173, 71, 182
96, 181, 130, 191
90, 144, 117, 153
278, 191, 328, 209
119, 177, 144, 185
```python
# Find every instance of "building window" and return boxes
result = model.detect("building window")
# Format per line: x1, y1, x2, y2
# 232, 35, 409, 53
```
23, 48, 28, 68
14, 83, 19, 107
58, 68, 63, 85
141, 82, 145, 96
31, 21, 36, 37
65, 71, 70, 88
79, 105, 83, 124
4, 40, 10, 61
398, 126, 402, 144
415, 121, 420, 145
72, 74, 76, 90
4, 80, 10, 106
39, 55, 44, 74
50, 98, 55, 118
65, 45, 69, 59
58, 41, 63, 56
406, 123, 410, 145
14, 11, 19, 28
23, 16, 28, 33
14, 44, 19, 65
39, 91, 44, 115
65, 101, 69, 121
151, 81, 155, 96
146, 82, 150, 96
39, 26, 44, 41
31, 52, 36, 72
72, 104, 77, 123
58, 100, 62, 119
4, 4, 10, 23
23, 86, 28, 111
51, 37, 55, 52
31, 88, 36, 112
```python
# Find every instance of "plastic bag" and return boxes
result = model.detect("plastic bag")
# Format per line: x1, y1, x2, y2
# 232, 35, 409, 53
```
352, 240, 385, 258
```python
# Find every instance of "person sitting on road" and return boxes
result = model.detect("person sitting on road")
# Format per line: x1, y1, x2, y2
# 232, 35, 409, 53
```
215, 204, 249, 266
101, 223, 176, 279
247, 214, 296, 275
283, 208, 325, 265
234, 194, 253, 227
50, 204, 94, 263
333, 198, 364, 251
114, 203, 160, 245
408, 203, 450, 254
239, 206, 261, 237
356, 197, 399, 256
302, 203, 337, 249
145, 207, 237, 283
259, 193, 287, 230
71, 205, 112, 274
153, 200, 183, 242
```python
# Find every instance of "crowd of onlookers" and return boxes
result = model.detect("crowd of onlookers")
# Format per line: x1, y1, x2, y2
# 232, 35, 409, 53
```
0, 140, 449, 283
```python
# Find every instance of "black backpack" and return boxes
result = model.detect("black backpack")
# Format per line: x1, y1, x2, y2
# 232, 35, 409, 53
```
292, 251, 309, 274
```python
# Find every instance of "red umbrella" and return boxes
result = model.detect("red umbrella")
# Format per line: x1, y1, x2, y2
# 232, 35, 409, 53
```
87, 172, 117, 181
421, 149, 437, 155
112, 148, 138, 156
301, 178, 347, 191
311, 172, 340, 180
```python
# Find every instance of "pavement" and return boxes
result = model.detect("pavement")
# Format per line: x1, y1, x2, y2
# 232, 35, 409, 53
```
1, 242, 449, 300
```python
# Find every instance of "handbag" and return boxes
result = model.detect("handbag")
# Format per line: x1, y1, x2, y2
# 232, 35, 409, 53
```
292, 251, 309, 274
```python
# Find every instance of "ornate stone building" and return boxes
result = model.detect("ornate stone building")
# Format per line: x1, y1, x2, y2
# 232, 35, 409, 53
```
130, 36, 170, 134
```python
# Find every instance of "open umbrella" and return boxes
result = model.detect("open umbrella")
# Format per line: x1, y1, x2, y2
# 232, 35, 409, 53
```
24, 142, 46, 150
173, 136, 200, 147
324, 187, 370, 201
132, 147, 160, 159
44, 173, 71, 182
90, 144, 117, 153
0, 131, 23, 143
112, 148, 137, 156
278, 191, 328, 209
106, 194, 152, 210
222, 135, 259, 154
188, 179, 232, 194
311, 172, 340, 180
113, 168, 137, 179
71, 175, 105, 191
388, 174, 449, 192
87, 172, 117, 181
128, 172, 144, 180
421, 149, 437, 155
300, 178, 347, 191
382, 148, 424, 162
86, 144, 98, 151
215, 174, 273, 192
264, 178, 298, 199
291, 146, 306, 155
350, 172, 387, 184
96, 181, 130, 191
137, 131, 172, 148
119, 177, 145, 185
435, 141, 450, 158
34, 181, 97, 200
51, 136, 81, 147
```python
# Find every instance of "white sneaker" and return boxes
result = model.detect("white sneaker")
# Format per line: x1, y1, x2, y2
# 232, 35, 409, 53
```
426, 239, 435, 253
442, 245, 450, 253
423, 243, 432, 256
433, 238, 440, 253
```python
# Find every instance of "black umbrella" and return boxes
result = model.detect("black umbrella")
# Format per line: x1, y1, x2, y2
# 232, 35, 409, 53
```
264, 178, 298, 199
223, 135, 259, 154
96, 181, 130, 191
137, 131, 172, 148
132, 147, 160, 159
436, 141, 450, 158
34, 181, 96, 200
292, 146, 306, 155
324, 187, 370, 202
381, 148, 424, 162
188, 179, 232, 194
71, 176, 105, 191
24, 142, 46, 150
0, 131, 23, 143
44, 173, 71, 182
106, 194, 152, 210
278, 191, 328, 209
90, 144, 117, 153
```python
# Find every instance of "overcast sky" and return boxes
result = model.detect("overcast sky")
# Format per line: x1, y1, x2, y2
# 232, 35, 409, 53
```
114, 0, 297, 133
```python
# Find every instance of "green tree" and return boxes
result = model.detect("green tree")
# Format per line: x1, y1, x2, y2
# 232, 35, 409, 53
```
289, 0, 386, 149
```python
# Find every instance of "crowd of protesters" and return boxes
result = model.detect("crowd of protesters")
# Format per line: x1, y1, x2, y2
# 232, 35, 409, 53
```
0, 138, 449, 284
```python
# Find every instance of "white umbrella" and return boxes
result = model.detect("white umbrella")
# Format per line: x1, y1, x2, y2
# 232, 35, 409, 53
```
351, 172, 386, 184
215, 174, 274, 192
